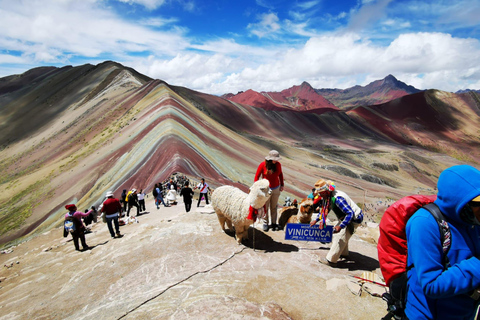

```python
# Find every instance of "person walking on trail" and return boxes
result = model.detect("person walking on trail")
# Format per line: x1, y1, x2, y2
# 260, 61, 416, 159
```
126, 188, 140, 217
101, 191, 123, 239
309, 179, 363, 266
154, 183, 168, 209
254, 150, 284, 232
404, 165, 480, 320
180, 181, 194, 212
64, 204, 92, 251
195, 178, 211, 207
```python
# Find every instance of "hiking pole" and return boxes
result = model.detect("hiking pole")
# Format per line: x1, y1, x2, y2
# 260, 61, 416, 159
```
351, 275, 387, 287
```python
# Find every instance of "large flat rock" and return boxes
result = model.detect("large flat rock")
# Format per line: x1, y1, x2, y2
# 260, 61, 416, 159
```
0, 198, 386, 319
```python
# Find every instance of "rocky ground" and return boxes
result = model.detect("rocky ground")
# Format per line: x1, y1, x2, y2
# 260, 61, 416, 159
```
0, 195, 387, 320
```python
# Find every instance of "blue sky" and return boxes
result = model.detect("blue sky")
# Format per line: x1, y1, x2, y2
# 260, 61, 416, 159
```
1, 0, 479, 95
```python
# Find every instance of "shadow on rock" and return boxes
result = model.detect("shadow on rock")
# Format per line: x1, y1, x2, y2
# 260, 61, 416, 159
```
87, 241, 110, 250
244, 228, 299, 253
335, 252, 379, 271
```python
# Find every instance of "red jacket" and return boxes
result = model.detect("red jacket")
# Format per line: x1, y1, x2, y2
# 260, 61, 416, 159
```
254, 161, 284, 189
102, 197, 122, 215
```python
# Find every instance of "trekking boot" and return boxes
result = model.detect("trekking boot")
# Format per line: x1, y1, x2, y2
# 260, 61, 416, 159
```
263, 223, 269, 231
270, 224, 278, 231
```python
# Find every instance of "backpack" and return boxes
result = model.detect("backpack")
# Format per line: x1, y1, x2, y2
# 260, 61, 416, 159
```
378, 195, 451, 320
64, 217, 76, 234
152, 188, 158, 198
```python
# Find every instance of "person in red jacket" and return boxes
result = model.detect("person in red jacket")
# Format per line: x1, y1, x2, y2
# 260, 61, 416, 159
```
254, 150, 284, 231
101, 191, 123, 239
64, 204, 92, 251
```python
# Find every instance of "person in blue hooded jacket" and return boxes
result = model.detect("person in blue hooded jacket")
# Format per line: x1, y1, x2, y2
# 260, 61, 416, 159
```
406, 164, 480, 320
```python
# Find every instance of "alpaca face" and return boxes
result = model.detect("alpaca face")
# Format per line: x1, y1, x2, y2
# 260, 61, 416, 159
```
249, 179, 271, 207
299, 198, 314, 217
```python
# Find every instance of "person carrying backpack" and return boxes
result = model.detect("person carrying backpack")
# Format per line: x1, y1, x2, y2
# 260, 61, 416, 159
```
63, 204, 92, 251
405, 165, 480, 320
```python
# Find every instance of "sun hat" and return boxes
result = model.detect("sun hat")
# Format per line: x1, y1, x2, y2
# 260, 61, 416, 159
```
106, 191, 114, 197
65, 204, 77, 211
132, 188, 137, 192
314, 179, 336, 192
265, 150, 281, 161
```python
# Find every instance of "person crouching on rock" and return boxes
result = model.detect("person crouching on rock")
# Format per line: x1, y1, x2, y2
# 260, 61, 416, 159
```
166, 185, 178, 205
102, 191, 123, 239
309, 179, 364, 267
64, 204, 91, 251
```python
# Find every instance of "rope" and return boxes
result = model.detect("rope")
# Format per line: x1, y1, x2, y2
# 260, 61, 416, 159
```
117, 247, 246, 319
253, 220, 256, 252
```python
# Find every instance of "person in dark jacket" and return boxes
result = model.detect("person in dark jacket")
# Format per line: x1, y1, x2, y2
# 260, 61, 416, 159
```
63, 204, 91, 251
120, 189, 127, 213
405, 165, 480, 320
126, 188, 140, 217
180, 181, 194, 212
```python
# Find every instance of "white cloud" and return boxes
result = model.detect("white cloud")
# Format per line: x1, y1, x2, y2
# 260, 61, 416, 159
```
296, 0, 320, 10
248, 12, 281, 38
138, 32, 480, 95
116, 0, 166, 10
1, 0, 479, 96
0, 0, 189, 65
347, 0, 393, 31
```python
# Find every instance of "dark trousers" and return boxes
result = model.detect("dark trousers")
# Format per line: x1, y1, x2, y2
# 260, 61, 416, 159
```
72, 231, 88, 251
121, 200, 127, 212
127, 203, 139, 216
185, 200, 192, 212
139, 199, 146, 212
106, 216, 120, 237
197, 192, 209, 207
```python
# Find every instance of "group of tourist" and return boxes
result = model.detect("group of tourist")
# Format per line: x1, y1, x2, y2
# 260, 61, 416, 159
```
62, 149, 480, 320
63, 175, 214, 248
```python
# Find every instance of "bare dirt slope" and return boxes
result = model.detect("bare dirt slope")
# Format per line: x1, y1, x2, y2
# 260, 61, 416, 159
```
0, 195, 386, 320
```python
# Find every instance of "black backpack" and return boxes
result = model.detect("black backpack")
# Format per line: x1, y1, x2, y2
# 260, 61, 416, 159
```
381, 203, 451, 320
152, 188, 158, 198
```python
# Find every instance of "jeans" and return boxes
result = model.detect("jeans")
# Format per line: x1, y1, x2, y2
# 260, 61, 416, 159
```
72, 230, 88, 250
127, 203, 139, 216
106, 215, 120, 237
139, 199, 145, 212
185, 200, 192, 212
197, 192, 209, 207
156, 196, 167, 207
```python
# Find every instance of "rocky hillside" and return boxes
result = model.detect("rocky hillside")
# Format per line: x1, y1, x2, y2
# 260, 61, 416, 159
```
0, 61, 479, 246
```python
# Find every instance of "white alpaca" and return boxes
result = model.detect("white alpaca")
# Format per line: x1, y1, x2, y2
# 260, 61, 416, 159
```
212, 179, 271, 244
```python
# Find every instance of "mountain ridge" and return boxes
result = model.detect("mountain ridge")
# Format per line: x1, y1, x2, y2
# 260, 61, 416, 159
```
223, 74, 422, 110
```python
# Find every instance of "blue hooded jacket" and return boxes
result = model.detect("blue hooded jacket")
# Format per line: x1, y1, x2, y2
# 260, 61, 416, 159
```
406, 165, 480, 319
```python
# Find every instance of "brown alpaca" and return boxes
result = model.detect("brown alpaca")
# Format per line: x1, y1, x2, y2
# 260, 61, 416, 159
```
278, 198, 314, 229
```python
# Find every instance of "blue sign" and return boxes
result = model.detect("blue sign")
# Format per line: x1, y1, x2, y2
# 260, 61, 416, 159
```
284, 223, 333, 242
